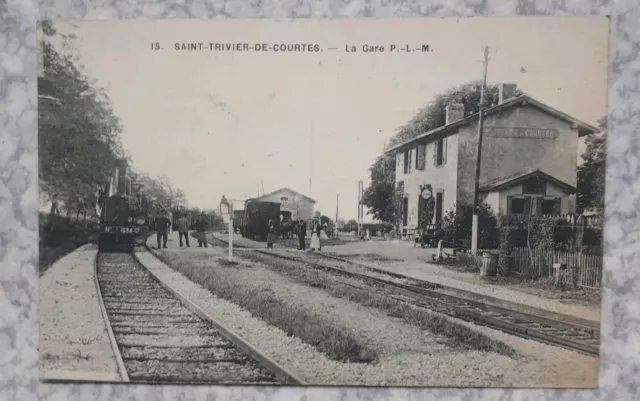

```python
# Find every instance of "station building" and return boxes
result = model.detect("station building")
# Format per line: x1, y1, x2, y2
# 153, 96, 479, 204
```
253, 187, 316, 222
384, 83, 600, 235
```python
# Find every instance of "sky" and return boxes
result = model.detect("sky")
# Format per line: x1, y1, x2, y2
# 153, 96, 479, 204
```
50, 17, 608, 221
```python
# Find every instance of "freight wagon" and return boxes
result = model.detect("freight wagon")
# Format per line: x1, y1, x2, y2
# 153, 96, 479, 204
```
241, 199, 281, 241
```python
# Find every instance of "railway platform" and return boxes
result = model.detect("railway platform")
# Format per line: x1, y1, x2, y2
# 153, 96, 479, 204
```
39, 243, 123, 382
210, 232, 601, 324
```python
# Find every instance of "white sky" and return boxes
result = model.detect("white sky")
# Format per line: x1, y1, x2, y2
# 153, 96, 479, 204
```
50, 17, 608, 221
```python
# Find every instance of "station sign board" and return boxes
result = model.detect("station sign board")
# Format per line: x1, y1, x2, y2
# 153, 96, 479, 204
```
483, 127, 559, 139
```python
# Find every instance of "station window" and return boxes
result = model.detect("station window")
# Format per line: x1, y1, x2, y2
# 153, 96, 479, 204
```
511, 198, 526, 214
541, 199, 557, 215
522, 178, 546, 195
280, 196, 289, 201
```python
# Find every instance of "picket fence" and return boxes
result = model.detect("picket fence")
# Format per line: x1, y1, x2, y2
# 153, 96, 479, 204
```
510, 247, 602, 289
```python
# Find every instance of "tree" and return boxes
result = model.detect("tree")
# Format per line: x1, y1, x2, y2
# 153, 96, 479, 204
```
577, 117, 607, 213
361, 154, 396, 222
39, 21, 124, 224
390, 82, 524, 146
362, 82, 524, 222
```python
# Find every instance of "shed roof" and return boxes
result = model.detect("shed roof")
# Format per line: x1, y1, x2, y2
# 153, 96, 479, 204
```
479, 168, 577, 194
254, 187, 317, 204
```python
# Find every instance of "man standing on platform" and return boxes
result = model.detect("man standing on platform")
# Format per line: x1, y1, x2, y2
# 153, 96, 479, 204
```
298, 219, 307, 251
155, 210, 171, 249
176, 213, 190, 247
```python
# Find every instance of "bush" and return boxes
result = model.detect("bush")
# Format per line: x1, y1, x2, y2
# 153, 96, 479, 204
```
440, 203, 499, 249
582, 227, 603, 248
497, 214, 576, 276
39, 213, 98, 273
40, 213, 98, 247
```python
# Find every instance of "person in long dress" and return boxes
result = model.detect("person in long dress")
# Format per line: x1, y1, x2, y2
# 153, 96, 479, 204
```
195, 212, 208, 247
267, 219, 276, 249
310, 219, 322, 251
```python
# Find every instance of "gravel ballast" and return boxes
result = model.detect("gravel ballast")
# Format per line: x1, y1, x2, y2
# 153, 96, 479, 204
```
214, 233, 600, 323
138, 232, 598, 387
38, 244, 122, 382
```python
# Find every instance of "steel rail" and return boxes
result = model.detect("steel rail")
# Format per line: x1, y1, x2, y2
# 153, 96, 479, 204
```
93, 251, 131, 382
210, 234, 599, 357
138, 242, 305, 385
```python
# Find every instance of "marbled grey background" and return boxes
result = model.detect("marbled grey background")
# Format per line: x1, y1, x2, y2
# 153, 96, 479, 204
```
1, 0, 638, 400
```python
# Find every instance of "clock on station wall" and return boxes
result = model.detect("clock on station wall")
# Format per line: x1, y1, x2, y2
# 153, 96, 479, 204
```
421, 187, 432, 200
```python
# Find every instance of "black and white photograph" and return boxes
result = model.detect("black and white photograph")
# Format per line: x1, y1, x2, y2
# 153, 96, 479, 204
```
37, 17, 608, 387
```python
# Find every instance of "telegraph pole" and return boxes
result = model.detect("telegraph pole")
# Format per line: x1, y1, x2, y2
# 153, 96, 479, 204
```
335, 193, 339, 239
357, 180, 364, 238
472, 46, 490, 256
309, 122, 313, 198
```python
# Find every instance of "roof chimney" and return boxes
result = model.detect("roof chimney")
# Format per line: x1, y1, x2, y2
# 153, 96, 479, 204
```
498, 83, 517, 105
445, 103, 465, 125
116, 159, 128, 196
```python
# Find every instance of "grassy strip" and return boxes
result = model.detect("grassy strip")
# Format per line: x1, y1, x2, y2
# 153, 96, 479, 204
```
153, 251, 378, 364
241, 252, 516, 357
328, 252, 405, 263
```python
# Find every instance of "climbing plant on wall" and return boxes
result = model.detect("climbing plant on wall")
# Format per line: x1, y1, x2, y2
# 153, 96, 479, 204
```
418, 184, 435, 229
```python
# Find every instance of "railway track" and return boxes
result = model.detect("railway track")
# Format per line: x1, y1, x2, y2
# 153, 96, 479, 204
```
95, 251, 298, 384
209, 234, 600, 357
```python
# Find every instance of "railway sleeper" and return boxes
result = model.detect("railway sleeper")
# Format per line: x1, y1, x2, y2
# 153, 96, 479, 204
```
121, 345, 246, 361
124, 361, 277, 383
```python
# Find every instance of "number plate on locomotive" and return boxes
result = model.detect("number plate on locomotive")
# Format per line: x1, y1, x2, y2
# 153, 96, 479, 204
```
103, 226, 134, 234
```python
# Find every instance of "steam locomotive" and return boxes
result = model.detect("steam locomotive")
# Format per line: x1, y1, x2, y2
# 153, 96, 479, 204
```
98, 160, 151, 252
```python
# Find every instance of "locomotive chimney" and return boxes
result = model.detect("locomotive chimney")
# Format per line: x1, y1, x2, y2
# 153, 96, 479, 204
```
116, 159, 128, 196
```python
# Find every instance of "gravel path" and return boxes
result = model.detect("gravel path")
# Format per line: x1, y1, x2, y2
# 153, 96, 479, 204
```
139, 232, 598, 387
38, 244, 121, 382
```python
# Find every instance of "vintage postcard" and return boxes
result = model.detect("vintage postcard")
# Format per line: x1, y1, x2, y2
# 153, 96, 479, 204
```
37, 17, 608, 387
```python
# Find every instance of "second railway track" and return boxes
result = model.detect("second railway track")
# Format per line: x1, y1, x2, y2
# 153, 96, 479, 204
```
96, 251, 298, 384
210, 234, 600, 357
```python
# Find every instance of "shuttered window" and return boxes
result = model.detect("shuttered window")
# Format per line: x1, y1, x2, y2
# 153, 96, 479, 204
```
404, 149, 412, 174
395, 182, 405, 227
416, 144, 426, 170
443, 138, 448, 165
435, 138, 447, 167
435, 191, 444, 224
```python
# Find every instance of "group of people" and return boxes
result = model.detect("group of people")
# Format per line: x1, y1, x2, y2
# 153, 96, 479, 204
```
153, 209, 326, 252
266, 218, 323, 251
153, 210, 210, 249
